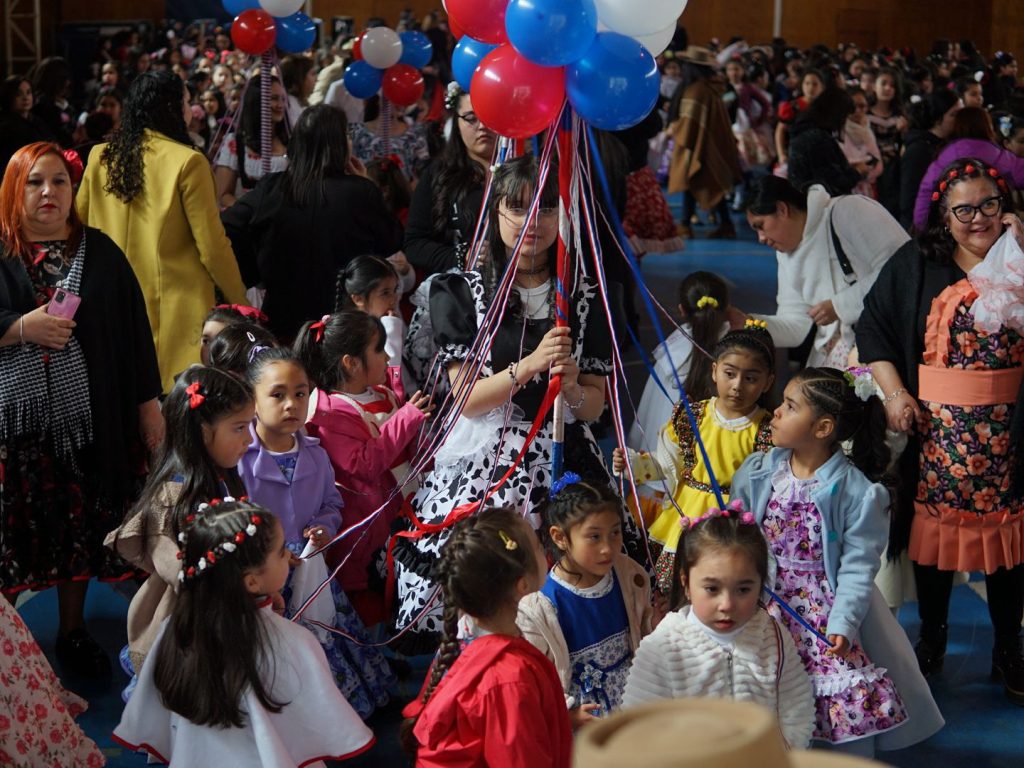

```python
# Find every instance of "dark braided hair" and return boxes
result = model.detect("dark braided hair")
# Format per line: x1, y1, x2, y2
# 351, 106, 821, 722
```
400, 507, 540, 756
540, 477, 622, 583
790, 367, 894, 494
918, 157, 1015, 261
101, 70, 193, 203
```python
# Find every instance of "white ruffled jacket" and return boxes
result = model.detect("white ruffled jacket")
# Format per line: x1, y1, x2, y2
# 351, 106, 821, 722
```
622, 606, 815, 750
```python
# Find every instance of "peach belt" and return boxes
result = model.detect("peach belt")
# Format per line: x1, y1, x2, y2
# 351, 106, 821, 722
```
918, 364, 1023, 406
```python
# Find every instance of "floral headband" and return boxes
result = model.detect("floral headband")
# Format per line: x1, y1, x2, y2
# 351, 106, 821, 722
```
744, 318, 768, 331
843, 366, 875, 403
678, 498, 756, 533
931, 163, 1009, 202
176, 496, 258, 583
444, 81, 463, 112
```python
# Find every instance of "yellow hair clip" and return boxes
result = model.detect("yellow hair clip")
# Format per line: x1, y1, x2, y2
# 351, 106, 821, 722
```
695, 295, 720, 310
744, 318, 768, 330
498, 530, 518, 551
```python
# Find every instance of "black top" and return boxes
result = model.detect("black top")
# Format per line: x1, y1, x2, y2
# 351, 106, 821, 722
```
0, 227, 162, 503
788, 122, 861, 196
430, 271, 612, 416
30, 98, 74, 148
899, 129, 944, 230
403, 159, 485, 275
221, 172, 404, 341
0, 113, 56, 181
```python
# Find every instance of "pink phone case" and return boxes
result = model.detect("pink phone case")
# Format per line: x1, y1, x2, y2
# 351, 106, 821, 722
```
47, 289, 82, 320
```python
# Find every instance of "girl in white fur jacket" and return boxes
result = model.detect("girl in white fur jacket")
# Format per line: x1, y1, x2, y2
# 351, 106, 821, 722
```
622, 502, 814, 749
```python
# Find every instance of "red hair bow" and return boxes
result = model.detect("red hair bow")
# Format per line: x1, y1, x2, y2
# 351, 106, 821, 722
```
62, 149, 84, 185
214, 303, 269, 324
309, 315, 329, 342
186, 381, 205, 410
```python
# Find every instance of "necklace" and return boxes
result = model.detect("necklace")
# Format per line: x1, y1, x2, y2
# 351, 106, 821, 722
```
516, 263, 549, 277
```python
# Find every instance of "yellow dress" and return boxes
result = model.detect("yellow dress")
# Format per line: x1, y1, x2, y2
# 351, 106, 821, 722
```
627, 398, 772, 592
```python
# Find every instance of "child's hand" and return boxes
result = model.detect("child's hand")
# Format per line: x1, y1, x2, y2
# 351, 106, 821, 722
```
303, 526, 332, 550
408, 390, 434, 417
827, 634, 850, 657
611, 447, 626, 476
569, 703, 601, 728
289, 551, 303, 567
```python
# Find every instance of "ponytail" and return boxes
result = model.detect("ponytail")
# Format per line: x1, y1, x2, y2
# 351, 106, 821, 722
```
677, 271, 730, 400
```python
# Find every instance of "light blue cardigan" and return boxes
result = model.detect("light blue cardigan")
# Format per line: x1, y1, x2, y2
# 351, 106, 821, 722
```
731, 447, 888, 641
731, 447, 944, 750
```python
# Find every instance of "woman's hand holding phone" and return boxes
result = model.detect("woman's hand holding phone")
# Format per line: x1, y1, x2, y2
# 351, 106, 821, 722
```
22, 305, 75, 350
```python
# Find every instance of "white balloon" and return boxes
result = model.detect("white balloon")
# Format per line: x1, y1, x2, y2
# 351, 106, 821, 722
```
595, 0, 686, 38
634, 21, 677, 57
361, 27, 403, 70
258, 0, 304, 17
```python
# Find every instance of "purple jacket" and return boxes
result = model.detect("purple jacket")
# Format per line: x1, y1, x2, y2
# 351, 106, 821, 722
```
914, 138, 1024, 231
238, 423, 343, 546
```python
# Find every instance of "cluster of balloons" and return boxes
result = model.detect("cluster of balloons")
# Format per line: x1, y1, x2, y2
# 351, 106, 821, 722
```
343, 29, 434, 107
226, 0, 316, 55
447, 0, 688, 137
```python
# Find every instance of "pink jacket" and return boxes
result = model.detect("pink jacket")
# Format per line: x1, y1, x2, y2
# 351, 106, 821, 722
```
307, 388, 426, 592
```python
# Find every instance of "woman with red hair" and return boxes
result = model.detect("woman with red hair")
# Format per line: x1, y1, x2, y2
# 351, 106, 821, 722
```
0, 141, 163, 676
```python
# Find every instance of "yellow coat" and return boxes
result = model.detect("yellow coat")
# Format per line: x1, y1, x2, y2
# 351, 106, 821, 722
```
77, 129, 248, 392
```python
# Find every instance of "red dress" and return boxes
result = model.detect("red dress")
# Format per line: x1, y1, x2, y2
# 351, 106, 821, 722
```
412, 634, 572, 768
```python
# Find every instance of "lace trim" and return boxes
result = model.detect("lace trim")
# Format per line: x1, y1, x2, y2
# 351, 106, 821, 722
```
810, 664, 891, 697
550, 569, 614, 598
770, 459, 820, 505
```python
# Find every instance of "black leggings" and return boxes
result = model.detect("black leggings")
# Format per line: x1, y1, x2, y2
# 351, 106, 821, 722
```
681, 193, 731, 225
914, 562, 1024, 639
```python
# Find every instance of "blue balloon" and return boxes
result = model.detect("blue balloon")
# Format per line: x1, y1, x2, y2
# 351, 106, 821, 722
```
223, 0, 258, 15
275, 11, 315, 53
566, 32, 660, 130
344, 60, 383, 100
398, 31, 433, 69
451, 36, 498, 92
505, 0, 597, 67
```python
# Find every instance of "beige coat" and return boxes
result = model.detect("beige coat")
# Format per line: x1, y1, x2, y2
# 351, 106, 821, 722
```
517, 555, 653, 703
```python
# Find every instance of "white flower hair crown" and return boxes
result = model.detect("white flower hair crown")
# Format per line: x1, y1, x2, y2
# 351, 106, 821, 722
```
176, 496, 261, 583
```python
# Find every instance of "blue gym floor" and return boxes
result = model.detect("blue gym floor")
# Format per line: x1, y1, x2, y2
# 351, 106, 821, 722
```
16, 204, 1024, 766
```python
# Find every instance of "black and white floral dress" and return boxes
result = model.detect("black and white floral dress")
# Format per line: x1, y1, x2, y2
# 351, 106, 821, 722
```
389, 270, 645, 652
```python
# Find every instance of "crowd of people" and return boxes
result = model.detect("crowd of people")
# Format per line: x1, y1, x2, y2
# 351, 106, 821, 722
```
0, 11, 1023, 768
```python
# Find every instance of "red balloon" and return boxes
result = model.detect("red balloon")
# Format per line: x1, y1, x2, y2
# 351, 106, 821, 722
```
382, 64, 425, 107
448, 16, 466, 40
470, 45, 565, 139
446, 0, 509, 44
231, 9, 276, 56
352, 31, 364, 61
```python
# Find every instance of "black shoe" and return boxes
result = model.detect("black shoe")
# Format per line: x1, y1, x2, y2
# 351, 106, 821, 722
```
992, 637, 1024, 705
914, 623, 947, 678
55, 629, 112, 677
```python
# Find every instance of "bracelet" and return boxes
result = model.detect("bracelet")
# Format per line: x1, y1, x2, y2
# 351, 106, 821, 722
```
564, 386, 586, 411
883, 387, 906, 404
19, 315, 25, 345
508, 362, 521, 390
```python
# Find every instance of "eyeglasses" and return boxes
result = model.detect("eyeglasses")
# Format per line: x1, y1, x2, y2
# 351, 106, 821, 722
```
501, 205, 559, 222
458, 112, 481, 127
949, 195, 1001, 223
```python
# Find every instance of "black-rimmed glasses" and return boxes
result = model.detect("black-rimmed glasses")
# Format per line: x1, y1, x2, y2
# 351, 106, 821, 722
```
949, 195, 1001, 223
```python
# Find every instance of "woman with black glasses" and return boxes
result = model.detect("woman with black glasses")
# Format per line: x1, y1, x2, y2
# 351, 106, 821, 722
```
857, 157, 1024, 703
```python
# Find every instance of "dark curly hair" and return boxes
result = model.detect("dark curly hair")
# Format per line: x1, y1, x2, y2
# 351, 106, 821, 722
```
100, 70, 193, 203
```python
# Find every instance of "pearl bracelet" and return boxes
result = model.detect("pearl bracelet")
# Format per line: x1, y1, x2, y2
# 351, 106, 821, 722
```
564, 386, 586, 411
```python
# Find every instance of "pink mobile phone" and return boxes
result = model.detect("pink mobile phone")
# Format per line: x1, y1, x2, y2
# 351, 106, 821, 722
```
47, 288, 82, 320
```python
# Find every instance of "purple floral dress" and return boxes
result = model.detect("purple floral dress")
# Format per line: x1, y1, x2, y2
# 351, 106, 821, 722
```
763, 462, 907, 744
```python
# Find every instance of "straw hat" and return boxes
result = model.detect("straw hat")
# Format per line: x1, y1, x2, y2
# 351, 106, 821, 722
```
677, 45, 718, 68
574, 699, 883, 768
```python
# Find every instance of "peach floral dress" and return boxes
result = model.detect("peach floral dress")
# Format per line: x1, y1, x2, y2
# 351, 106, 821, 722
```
910, 279, 1024, 573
